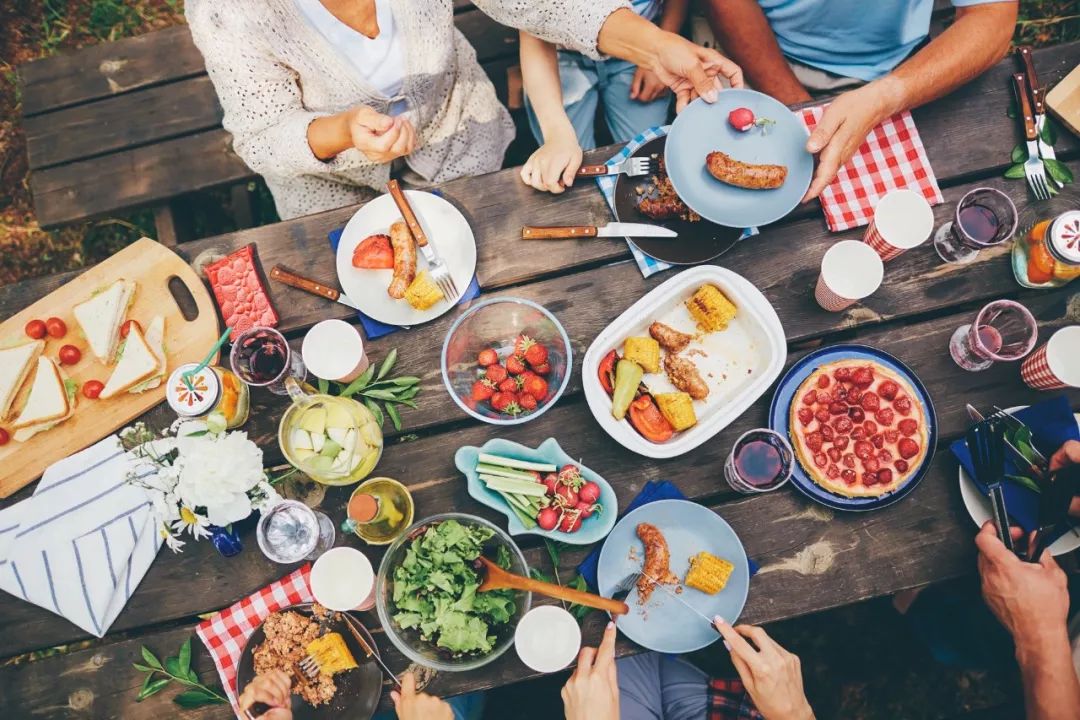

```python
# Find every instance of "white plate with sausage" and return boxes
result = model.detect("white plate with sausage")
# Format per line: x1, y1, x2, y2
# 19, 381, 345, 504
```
335, 190, 477, 326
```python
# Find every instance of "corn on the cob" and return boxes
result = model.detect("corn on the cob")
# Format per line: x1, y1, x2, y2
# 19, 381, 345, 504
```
684, 551, 734, 595
654, 392, 697, 431
623, 336, 661, 373
404, 271, 444, 310
686, 284, 737, 332
305, 632, 358, 676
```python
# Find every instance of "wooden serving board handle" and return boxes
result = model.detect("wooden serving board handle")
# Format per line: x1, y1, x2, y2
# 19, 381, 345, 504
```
521, 226, 599, 240
269, 265, 341, 302
386, 179, 428, 247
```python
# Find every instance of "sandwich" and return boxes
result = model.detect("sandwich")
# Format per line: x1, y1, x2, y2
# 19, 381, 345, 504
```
128, 315, 167, 393
11, 357, 77, 442
100, 324, 161, 399
0, 340, 44, 419
73, 279, 136, 363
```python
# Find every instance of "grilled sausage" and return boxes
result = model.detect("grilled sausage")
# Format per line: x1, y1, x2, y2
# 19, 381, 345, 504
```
636, 523, 679, 602
649, 322, 693, 354
706, 151, 787, 190
387, 220, 416, 299
664, 354, 709, 400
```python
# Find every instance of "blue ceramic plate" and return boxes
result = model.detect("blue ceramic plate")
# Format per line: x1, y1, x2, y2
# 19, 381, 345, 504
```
665, 89, 813, 227
768, 345, 938, 512
455, 438, 617, 545
596, 500, 748, 654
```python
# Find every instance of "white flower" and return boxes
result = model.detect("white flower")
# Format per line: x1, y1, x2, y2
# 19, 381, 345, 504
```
174, 431, 265, 527
172, 507, 212, 540
250, 481, 283, 514
160, 524, 185, 553
150, 490, 182, 525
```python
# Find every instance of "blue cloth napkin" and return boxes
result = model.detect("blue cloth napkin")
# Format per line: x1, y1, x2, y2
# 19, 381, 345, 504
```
578, 480, 759, 590
595, 126, 757, 278
950, 395, 1080, 534
328, 228, 481, 340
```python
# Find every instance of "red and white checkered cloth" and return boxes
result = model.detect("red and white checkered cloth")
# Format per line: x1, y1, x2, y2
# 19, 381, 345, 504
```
799, 106, 944, 232
196, 564, 314, 715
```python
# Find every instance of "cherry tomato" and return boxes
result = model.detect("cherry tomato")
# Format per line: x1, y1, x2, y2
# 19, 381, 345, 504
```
82, 380, 104, 400
25, 319, 47, 339
0, 428, 9, 446
58, 344, 82, 365
45, 317, 67, 338
120, 319, 141, 339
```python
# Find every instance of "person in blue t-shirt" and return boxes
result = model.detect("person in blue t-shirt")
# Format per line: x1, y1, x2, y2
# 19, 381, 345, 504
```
700, 0, 1017, 202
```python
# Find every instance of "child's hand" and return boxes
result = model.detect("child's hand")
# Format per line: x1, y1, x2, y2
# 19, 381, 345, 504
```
631, 66, 669, 103
520, 127, 583, 194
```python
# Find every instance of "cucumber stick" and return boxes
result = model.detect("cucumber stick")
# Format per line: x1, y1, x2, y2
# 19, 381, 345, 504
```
475, 464, 538, 481
496, 491, 537, 529
480, 475, 547, 497
477, 453, 556, 473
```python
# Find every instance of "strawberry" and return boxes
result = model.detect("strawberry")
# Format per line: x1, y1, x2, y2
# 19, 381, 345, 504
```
816, 374, 831, 389
490, 392, 521, 415
524, 343, 548, 367
477, 348, 499, 367
471, 380, 494, 402
506, 355, 527, 375
877, 380, 899, 401
498, 377, 520, 393
485, 364, 508, 383
514, 334, 536, 357
531, 361, 551, 375
519, 393, 538, 411
851, 366, 874, 387
898, 438, 920, 459
522, 374, 548, 399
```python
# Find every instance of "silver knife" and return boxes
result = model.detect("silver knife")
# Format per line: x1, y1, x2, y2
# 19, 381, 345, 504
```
639, 571, 718, 629
1016, 46, 1060, 186
521, 222, 677, 240
269, 265, 361, 311
966, 404, 1046, 479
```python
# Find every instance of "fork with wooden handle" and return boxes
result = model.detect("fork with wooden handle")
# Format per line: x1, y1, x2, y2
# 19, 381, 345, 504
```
386, 179, 459, 300
475, 556, 629, 615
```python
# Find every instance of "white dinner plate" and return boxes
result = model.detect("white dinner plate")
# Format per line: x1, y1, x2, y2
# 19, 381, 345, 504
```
335, 191, 477, 326
957, 407, 1080, 556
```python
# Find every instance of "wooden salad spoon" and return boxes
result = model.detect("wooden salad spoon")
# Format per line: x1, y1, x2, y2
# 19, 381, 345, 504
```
475, 556, 629, 615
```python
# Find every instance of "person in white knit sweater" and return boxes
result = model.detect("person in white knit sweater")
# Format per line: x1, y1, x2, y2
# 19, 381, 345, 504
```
186, 0, 740, 219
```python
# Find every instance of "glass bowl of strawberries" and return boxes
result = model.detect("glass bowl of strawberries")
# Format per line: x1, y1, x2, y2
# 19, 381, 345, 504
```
441, 297, 572, 425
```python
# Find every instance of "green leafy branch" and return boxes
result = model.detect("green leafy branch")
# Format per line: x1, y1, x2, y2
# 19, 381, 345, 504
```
315, 349, 422, 432
529, 540, 593, 622
133, 638, 227, 708
1003, 114, 1074, 192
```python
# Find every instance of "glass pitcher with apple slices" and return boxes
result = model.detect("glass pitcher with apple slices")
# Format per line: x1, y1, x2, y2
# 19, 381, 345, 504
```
278, 377, 383, 485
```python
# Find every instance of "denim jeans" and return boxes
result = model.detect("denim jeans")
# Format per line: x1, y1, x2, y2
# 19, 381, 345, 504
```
617, 652, 710, 720
526, 52, 672, 150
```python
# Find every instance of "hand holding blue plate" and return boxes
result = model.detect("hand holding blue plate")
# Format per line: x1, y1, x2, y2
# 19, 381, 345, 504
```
665, 89, 813, 228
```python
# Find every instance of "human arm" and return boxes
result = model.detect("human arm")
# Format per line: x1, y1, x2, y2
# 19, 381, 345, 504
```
975, 521, 1080, 720
237, 670, 292, 720
713, 618, 814, 720
518, 32, 582, 193
307, 110, 416, 163
1047, 440, 1080, 517
702, 0, 811, 105
391, 672, 453, 720
630, 0, 692, 103
803, 1, 1018, 200
562, 621, 620, 720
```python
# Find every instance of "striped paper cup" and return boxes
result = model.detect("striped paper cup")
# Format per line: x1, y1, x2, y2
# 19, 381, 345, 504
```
863, 189, 934, 261
1021, 326, 1080, 390
816, 241, 884, 312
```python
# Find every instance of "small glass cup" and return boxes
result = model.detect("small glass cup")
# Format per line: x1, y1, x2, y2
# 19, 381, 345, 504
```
230, 326, 306, 395
949, 299, 1038, 371
256, 499, 335, 563
934, 187, 1018, 264
724, 429, 794, 494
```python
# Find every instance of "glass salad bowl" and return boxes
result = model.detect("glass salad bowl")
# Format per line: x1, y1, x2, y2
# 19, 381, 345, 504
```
441, 297, 572, 425
375, 513, 532, 672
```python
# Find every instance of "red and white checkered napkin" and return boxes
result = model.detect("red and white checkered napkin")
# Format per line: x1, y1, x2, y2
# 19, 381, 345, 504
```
799, 106, 944, 232
196, 564, 314, 715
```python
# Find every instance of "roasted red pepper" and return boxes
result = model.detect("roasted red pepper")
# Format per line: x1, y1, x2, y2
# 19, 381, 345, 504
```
628, 394, 675, 443
598, 349, 618, 396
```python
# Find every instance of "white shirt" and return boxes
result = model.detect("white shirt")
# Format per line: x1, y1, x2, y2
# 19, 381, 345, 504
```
294, 0, 406, 105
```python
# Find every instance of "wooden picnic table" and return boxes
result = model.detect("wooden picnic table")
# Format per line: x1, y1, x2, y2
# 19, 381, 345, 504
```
1, 41, 1078, 718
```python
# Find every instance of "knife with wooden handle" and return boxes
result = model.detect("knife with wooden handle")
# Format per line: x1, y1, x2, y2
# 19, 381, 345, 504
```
521, 222, 677, 240
269, 265, 360, 311
386, 179, 428, 247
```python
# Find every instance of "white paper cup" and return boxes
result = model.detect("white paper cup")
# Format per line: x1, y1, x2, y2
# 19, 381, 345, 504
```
864, 189, 934, 261
1021, 326, 1080, 390
815, 240, 884, 312
514, 606, 582, 673
310, 547, 375, 611
302, 320, 369, 383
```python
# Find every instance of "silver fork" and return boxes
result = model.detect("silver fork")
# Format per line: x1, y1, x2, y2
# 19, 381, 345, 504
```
386, 180, 459, 300
1012, 73, 1051, 201
577, 155, 657, 179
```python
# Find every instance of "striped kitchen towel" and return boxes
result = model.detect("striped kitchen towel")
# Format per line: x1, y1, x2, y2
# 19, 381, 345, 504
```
0, 436, 162, 637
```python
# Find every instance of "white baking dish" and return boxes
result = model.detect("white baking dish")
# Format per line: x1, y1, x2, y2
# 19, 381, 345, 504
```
583, 265, 786, 459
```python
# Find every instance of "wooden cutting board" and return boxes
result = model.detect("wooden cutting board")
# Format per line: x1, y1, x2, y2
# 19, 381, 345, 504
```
1047, 63, 1080, 138
0, 238, 220, 498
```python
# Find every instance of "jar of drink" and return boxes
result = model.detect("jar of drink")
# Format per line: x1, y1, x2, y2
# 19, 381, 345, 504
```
1014, 209, 1080, 288
165, 363, 251, 429
342, 477, 414, 545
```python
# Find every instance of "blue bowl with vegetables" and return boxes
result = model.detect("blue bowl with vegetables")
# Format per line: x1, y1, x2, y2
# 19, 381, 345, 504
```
455, 438, 618, 545
375, 513, 531, 672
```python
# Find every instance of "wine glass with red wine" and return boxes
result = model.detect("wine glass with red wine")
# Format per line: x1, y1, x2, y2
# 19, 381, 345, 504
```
724, 429, 794, 494
933, 187, 1018, 264
229, 326, 306, 395
949, 299, 1038, 372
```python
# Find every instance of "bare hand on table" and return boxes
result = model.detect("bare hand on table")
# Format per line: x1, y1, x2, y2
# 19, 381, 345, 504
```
562, 621, 620, 720
347, 106, 417, 164
713, 617, 814, 720
392, 672, 453, 720
521, 126, 583, 194
1047, 440, 1080, 517
238, 670, 292, 720
630, 66, 669, 104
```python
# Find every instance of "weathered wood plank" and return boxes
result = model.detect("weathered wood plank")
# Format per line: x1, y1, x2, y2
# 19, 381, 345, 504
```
0, 287, 1074, 658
